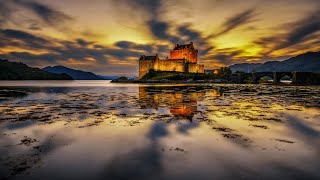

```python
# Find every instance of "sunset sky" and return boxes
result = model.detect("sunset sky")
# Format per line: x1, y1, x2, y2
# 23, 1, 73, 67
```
0, 0, 319, 76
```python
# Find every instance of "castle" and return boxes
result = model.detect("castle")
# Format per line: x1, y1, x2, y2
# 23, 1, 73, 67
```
139, 42, 204, 79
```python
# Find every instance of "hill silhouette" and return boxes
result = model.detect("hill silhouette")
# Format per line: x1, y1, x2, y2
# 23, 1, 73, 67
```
230, 51, 320, 72
43, 66, 104, 80
0, 59, 73, 80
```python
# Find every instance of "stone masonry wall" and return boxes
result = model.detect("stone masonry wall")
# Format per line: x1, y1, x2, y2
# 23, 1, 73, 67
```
139, 59, 204, 79
154, 59, 188, 72
170, 49, 198, 63
139, 60, 155, 78
188, 63, 204, 73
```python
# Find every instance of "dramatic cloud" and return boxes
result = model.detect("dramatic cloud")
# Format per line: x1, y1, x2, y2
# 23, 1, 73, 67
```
178, 24, 202, 42
203, 48, 245, 67
0, 1, 12, 27
0, 29, 49, 45
209, 8, 257, 38
13, 0, 73, 26
114, 0, 161, 18
0, 29, 144, 74
275, 11, 320, 50
252, 10, 320, 58
147, 20, 179, 43
114, 41, 153, 53
0, 0, 319, 75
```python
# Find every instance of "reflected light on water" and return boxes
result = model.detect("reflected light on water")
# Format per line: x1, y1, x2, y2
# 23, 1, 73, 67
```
0, 81, 319, 179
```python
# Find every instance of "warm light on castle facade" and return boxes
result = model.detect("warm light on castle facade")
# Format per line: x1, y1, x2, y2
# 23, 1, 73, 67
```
139, 42, 204, 79
170, 42, 198, 63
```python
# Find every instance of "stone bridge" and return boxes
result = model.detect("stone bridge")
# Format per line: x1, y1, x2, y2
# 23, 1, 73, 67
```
228, 72, 320, 85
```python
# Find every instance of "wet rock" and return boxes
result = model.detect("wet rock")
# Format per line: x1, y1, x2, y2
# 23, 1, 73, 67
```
264, 117, 283, 123
274, 139, 296, 144
20, 136, 38, 146
0, 90, 28, 98
77, 119, 104, 128
249, 124, 269, 129
212, 127, 233, 132
239, 88, 257, 93
222, 133, 242, 139
169, 147, 187, 153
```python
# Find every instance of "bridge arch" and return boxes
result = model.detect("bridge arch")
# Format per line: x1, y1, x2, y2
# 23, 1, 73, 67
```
239, 73, 253, 83
252, 72, 274, 84
234, 72, 320, 85
274, 72, 293, 84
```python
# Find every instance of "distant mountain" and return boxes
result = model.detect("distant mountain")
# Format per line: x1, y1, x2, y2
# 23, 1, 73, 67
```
129, 76, 138, 80
43, 66, 104, 80
98, 75, 120, 80
230, 51, 320, 72
98, 75, 138, 80
0, 59, 73, 80
229, 63, 262, 73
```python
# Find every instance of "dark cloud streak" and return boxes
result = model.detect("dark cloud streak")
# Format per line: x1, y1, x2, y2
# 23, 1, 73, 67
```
13, 0, 73, 26
253, 10, 320, 57
113, 0, 161, 19
208, 8, 257, 39
0, 29, 144, 73
0, 1, 12, 27
276, 10, 320, 50
0, 29, 50, 50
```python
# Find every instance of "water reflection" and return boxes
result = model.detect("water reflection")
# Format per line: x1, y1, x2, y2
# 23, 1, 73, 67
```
0, 81, 319, 180
103, 122, 167, 180
138, 86, 223, 120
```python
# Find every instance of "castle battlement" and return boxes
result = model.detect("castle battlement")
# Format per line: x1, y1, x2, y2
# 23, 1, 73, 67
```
139, 42, 204, 79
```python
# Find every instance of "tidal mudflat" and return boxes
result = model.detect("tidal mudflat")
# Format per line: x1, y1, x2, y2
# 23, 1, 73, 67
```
0, 81, 319, 180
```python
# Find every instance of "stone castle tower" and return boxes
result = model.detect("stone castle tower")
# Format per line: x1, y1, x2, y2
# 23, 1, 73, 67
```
139, 42, 204, 79
170, 42, 198, 63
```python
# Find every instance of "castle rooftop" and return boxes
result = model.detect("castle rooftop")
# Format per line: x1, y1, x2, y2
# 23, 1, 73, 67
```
139, 55, 158, 61
173, 42, 194, 50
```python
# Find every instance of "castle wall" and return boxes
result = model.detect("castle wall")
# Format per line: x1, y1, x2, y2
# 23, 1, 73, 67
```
138, 42, 204, 79
139, 59, 204, 79
170, 49, 198, 63
188, 63, 204, 73
139, 59, 155, 79
154, 59, 188, 72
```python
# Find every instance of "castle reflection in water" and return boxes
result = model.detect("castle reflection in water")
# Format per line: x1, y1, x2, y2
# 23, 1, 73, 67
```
138, 86, 223, 120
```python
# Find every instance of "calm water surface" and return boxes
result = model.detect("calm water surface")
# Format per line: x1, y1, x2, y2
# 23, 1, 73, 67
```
0, 80, 319, 180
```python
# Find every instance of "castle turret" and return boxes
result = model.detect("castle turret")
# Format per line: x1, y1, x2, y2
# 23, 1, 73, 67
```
170, 42, 198, 63
138, 54, 158, 79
